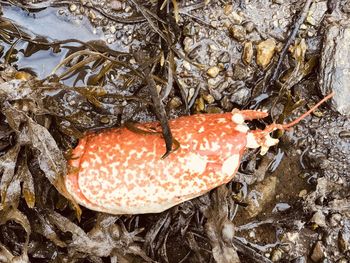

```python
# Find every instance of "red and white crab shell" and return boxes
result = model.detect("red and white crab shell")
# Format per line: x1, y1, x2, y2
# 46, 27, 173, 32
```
64, 109, 279, 214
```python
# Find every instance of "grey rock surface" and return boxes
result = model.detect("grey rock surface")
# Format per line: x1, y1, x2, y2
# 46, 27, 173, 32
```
319, 20, 350, 115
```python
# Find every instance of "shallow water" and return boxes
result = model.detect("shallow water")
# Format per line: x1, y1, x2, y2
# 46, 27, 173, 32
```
1, 5, 109, 80
3, 5, 104, 42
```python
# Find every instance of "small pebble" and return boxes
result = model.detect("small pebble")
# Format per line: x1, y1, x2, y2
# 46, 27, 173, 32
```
310, 241, 325, 262
248, 230, 255, 238
242, 41, 253, 65
271, 248, 283, 262
256, 39, 276, 68
202, 94, 215, 104
69, 4, 77, 12
195, 97, 205, 112
187, 87, 195, 102
110, 0, 123, 11
224, 4, 233, 16
183, 37, 193, 53
110, 26, 116, 34
221, 96, 233, 111
243, 21, 255, 33
88, 10, 96, 20
100, 116, 110, 124
300, 24, 308, 30
183, 61, 191, 71
310, 211, 327, 228
231, 11, 243, 24
229, 25, 246, 42
298, 189, 307, 198
169, 97, 182, 109
207, 66, 220, 78
208, 78, 218, 87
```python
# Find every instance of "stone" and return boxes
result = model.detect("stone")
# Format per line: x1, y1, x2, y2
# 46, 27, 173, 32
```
311, 241, 325, 262
229, 25, 246, 42
69, 4, 77, 12
207, 66, 220, 78
242, 41, 253, 65
256, 39, 276, 68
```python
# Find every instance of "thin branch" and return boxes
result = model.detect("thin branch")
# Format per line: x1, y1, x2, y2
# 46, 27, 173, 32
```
270, 0, 313, 82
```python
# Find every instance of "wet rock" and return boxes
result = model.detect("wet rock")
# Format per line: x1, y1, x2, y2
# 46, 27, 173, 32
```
169, 97, 182, 109
207, 66, 220, 78
271, 248, 283, 262
306, 2, 328, 26
229, 25, 246, 42
242, 41, 253, 65
229, 84, 250, 105
299, 189, 308, 198
319, 20, 350, 115
220, 96, 233, 111
223, 4, 233, 16
69, 4, 77, 12
218, 52, 231, 64
209, 87, 223, 101
310, 211, 327, 228
338, 226, 350, 253
243, 21, 255, 33
342, 1, 350, 14
202, 93, 215, 104
329, 213, 342, 227
256, 39, 276, 68
311, 241, 325, 262
183, 37, 193, 53
232, 63, 249, 80
195, 97, 205, 112
110, 0, 124, 11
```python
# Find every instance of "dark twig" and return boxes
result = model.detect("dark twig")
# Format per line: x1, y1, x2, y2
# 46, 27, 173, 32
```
146, 72, 174, 159
270, 0, 313, 82
188, 83, 203, 109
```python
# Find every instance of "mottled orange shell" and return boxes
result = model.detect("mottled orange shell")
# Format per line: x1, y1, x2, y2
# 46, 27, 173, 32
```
65, 113, 248, 214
